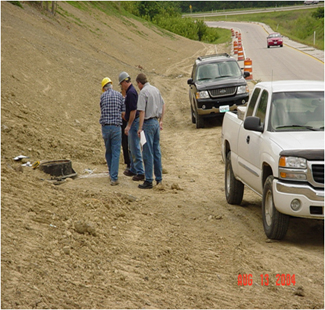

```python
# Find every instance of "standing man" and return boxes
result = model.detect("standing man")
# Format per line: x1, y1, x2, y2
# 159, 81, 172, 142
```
136, 73, 166, 189
119, 72, 145, 181
120, 87, 131, 174
99, 77, 125, 186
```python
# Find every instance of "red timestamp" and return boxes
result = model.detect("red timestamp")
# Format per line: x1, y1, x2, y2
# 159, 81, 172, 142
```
237, 274, 296, 286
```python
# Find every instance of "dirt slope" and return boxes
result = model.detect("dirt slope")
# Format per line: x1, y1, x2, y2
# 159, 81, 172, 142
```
1, 2, 324, 309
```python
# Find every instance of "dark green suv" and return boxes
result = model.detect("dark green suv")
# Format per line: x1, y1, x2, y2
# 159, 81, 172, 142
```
187, 53, 250, 128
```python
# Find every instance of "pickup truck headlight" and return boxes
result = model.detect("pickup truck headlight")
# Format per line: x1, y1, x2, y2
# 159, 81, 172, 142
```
196, 91, 209, 99
278, 156, 307, 181
237, 85, 248, 94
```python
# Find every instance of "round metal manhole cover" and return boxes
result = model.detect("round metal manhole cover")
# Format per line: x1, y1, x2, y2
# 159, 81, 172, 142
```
39, 160, 77, 180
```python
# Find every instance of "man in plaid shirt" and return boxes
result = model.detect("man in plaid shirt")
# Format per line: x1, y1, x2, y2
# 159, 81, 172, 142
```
99, 77, 125, 186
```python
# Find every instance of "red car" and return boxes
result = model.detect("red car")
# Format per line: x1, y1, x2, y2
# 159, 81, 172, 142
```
267, 33, 283, 48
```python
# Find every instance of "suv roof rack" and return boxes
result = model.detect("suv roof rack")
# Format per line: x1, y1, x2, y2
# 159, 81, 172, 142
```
197, 53, 230, 61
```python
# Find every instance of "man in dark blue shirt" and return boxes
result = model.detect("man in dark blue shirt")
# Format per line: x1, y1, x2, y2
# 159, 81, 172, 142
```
100, 77, 125, 186
119, 72, 144, 181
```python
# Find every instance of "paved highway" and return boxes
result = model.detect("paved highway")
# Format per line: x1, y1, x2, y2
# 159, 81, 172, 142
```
207, 21, 324, 82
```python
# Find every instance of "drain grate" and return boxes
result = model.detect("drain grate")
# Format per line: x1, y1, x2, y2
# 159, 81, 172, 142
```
39, 160, 77, 180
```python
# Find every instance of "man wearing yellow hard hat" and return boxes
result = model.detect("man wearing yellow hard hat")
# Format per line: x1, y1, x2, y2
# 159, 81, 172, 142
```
99, 77, 125, 186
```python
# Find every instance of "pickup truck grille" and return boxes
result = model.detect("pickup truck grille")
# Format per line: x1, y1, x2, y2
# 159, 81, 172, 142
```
209, 86, 236, 98
312, 164, 324, 183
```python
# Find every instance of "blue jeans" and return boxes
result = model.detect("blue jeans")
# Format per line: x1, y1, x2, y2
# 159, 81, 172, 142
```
142, 118, 162, 183
129, 118, 144, 175
102, 125, 121, 182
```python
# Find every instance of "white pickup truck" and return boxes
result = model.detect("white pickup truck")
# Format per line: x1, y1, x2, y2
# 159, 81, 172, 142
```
221, 80, 324, 240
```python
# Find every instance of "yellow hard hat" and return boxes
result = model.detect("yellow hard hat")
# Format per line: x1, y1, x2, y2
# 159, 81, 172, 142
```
101, 77, 112, 91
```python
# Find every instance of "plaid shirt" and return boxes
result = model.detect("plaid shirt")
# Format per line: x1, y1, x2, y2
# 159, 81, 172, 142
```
99, 89, 125, 126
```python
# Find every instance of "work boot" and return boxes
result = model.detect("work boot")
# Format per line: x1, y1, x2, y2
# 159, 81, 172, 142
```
138, 181, 153, 189
124, 169, 136, 177
132, 174, 145, 181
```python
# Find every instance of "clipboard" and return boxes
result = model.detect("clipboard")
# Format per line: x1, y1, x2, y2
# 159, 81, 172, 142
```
140, 130, 147, 146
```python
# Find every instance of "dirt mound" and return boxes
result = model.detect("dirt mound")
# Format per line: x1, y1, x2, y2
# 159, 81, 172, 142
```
1, 2, 323, 309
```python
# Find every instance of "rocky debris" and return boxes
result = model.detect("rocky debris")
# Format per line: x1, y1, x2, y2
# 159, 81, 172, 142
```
294, 286, 305, 297
116, 192, 138, 202
171, 183, 182, 190
155, 183, 165, 191
62, 246, 71, 255
74, 220, 97, 236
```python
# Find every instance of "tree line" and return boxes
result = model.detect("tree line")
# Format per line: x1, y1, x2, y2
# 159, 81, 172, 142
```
179, 1, 304, 13
119, 1, 310, 43
121, 1, 304, 18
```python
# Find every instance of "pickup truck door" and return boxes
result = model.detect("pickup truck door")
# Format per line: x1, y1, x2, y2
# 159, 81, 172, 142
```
237, 90, 269, 194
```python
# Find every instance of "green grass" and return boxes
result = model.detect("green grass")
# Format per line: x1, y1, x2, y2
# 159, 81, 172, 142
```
8, 1, 23, 8
57, 5, 87, 29
212, 27, 231, 44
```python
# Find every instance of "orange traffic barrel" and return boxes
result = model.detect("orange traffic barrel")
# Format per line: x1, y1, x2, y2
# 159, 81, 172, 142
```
238, 47, 244, 61
231, 28, 235, 36
235, 31, 238, 38
244, 58, 253, 80
233, 40, 238, 54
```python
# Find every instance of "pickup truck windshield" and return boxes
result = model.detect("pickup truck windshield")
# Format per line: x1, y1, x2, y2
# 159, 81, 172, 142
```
269, 91, 324, 131
196, 61, 241, 81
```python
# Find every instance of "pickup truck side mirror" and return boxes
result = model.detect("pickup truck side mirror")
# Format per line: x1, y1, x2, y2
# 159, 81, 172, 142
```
244, 116, 263, 132
243, 71, 250, 78
187, 78, 194, 85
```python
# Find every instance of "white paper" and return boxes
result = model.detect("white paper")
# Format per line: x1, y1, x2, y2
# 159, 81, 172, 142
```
140, 131, 147, 146
13, 155, 29, 161
21, 161, 32, 167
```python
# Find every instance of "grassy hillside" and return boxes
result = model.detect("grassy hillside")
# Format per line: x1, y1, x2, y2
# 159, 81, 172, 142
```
13, 2, 322, 49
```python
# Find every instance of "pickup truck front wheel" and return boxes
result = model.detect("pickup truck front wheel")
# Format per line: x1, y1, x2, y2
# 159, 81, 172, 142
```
262, 176, 290, 240
225, 151, 244, 204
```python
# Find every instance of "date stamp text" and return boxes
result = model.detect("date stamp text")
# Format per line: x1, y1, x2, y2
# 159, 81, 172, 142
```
237, 274, 296, 286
